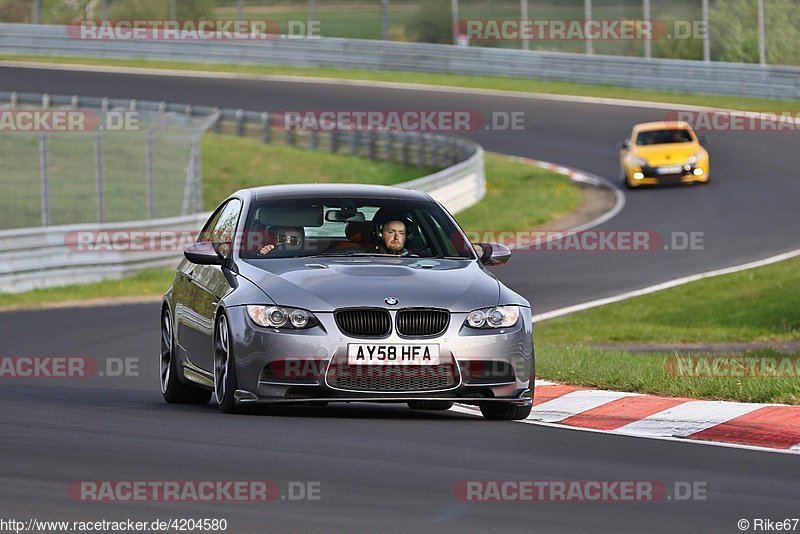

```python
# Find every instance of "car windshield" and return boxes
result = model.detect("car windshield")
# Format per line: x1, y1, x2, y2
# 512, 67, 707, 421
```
237, 197, 476, 261
636, 129, 694, 145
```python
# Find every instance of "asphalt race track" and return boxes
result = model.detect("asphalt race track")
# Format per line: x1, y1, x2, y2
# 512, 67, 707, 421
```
1, 65, 798, 532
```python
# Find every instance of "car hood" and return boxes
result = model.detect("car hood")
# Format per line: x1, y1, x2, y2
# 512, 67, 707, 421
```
632, 143, 702, 165
237, 257, 500, 312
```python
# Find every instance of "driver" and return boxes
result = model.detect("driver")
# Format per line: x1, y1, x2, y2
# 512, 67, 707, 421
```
376, 218, 412, 256
259, 226, 304, 255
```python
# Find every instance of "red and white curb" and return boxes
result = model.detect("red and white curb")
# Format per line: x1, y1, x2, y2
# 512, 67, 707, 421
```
453, 380, 800, 454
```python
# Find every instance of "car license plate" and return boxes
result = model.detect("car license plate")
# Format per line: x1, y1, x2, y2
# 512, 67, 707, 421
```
347, 344, 440, 365
656, 165, 683, 175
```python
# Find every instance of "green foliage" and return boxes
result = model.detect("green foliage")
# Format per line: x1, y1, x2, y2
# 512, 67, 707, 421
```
709, 0, 800, 65
403, 0, 452, 44
0, 0, 31, 23
106, 0, 216, 20
652, 19, 704, 60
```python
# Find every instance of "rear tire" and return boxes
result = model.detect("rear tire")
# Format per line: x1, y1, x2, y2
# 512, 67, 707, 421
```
407, 400, 454, 411
480, 403, 532, 421
160, 308, 211, 405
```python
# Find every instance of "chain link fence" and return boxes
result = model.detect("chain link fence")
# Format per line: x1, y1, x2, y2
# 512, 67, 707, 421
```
0, 92, 215, 229
0, 91, 481, 233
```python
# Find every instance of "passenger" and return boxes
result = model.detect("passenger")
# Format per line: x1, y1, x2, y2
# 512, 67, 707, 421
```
259, 226, 304, 255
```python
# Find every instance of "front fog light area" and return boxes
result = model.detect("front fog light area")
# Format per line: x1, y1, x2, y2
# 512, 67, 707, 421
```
247, 305, 318, 329
465, 306, 520, 329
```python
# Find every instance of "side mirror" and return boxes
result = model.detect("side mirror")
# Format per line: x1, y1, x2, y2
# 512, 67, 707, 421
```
473, 242, 512, 266
184, 241, 227, 265
698, 136, 709, 147
618, 139, 631, 151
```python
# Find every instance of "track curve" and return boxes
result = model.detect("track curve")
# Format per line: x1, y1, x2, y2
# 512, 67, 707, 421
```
1, 65, 799, 532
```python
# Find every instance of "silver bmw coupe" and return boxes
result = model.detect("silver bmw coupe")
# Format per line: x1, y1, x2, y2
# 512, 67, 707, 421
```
160, 184, 534, 420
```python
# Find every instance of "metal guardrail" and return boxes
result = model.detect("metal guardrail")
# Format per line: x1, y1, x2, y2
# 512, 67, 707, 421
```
1, 23, 799, 99
0, 91, 485, 293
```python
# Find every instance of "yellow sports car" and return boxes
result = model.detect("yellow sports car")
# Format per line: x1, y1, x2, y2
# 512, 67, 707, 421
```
618, 121, 709, 188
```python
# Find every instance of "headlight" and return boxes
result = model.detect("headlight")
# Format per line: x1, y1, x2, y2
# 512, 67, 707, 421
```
247, 305, 319, 329
630, 156, 648, 167
465, 306, 520, 329
687, 152, 703, 165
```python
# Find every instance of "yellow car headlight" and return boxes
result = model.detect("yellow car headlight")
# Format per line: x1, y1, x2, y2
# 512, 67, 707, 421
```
687, 152, 704, 165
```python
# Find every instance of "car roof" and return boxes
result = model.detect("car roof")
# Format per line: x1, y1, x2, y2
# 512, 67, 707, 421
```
239, 183, 432, 202
633, 121, 694, 133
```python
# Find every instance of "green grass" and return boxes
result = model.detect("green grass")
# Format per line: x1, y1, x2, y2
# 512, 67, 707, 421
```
535, 256, 800, 404
537, 346, 800, 405
456, 153, 580, 233
2, 54, 799, 113
0, 268, 176, 310
0, 138, 578, 308
200, 133, 437, 209
536, 256, 800, 345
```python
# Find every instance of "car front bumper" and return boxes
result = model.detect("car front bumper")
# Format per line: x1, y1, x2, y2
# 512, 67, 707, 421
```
627, 163, 709, 185
226, 305, 534, 406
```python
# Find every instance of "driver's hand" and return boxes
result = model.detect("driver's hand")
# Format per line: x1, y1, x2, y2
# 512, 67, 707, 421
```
259, 244, 275, 255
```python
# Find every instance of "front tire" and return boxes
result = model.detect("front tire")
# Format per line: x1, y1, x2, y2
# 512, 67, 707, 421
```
214, 313, 241, 414
160, 308, 211, 405
407, 400, 454, 411
479, 403, 532, 421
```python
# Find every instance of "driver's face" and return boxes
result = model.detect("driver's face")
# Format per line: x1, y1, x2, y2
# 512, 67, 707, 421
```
382, 220, 407, 252
276, 230, 302, 248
